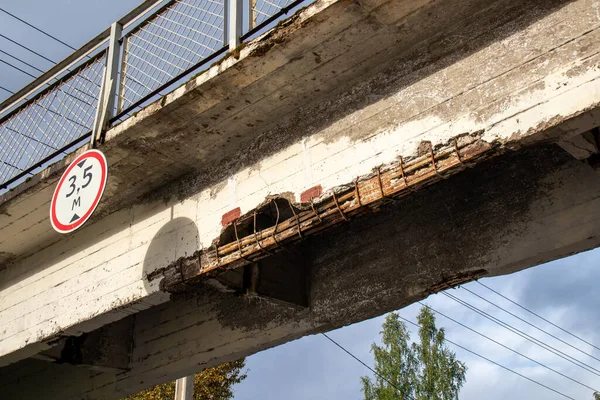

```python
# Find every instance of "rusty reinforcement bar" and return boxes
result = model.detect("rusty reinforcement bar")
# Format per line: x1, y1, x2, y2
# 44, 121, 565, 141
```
158, 134, 497, 292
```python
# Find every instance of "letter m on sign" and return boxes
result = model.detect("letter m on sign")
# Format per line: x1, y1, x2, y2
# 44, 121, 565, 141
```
72, 197, 81, 211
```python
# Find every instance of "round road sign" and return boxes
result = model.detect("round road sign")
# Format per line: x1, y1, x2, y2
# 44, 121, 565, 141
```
50, 149, 108, 233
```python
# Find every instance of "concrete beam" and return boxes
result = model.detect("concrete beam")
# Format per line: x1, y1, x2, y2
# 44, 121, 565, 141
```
33, 318, 133, 372
558, 129, 599, 160
1, 143, 599, 398
2, 0, 598, 265
2, 0, 600, 383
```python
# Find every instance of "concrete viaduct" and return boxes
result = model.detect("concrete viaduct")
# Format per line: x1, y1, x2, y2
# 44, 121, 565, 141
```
1, 0, 600, 397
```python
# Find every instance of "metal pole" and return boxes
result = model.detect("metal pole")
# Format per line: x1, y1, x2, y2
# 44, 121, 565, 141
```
91, 21, 122, 146
104, 22, 122, 122
174, 375, 194, 400
228, 0, 242, 50
91, 68, 107, 148
223, 0, 229, 47
246, 0, 255, 31
251, 0, 257, 30
116, 34, 129, 115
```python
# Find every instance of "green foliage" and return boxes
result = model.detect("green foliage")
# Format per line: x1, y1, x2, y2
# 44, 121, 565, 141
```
593, 392, 600, 400
125, 359, 247, 400
362, 306, 467, 400
361, 313, 417, 400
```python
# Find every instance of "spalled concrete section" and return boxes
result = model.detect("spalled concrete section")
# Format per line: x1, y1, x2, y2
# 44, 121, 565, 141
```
1, 0, 600, 396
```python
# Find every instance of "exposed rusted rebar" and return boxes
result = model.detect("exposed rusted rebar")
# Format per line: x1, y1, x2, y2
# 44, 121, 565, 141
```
160, 137, 496, 292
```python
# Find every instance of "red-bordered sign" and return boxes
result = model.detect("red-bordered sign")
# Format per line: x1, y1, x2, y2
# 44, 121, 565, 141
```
50, 149, 108, 233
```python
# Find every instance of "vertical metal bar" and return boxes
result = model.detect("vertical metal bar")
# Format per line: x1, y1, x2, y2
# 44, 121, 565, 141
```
246, 0, 253, 31
91, 69, 107, 148
117, 34, 130, 114
251, 0, 257, 29
228, 0, 242, 50
223, 0, 229, 47
92, 22, 122, 146
104, 22, 123, 125
174, 376, 194, 400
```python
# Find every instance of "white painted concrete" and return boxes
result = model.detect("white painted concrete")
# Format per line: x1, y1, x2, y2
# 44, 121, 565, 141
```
0, 0, 599, 386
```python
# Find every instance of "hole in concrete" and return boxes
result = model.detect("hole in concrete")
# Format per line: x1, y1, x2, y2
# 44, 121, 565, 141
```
218, 198, 301, 247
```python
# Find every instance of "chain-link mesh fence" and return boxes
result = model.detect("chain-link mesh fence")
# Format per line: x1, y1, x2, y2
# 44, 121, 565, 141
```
0, 0, 312, 191
118, 0, 226, 113
0, 54, 106, 188
250, 0, 295, 28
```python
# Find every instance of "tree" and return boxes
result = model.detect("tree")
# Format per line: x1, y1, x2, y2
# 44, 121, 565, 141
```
361, 306, 467, 400
125, 359, 247, 400
593, 392, 600, 400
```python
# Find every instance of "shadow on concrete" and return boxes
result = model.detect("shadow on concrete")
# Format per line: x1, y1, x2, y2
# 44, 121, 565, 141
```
143, 215, 199, 293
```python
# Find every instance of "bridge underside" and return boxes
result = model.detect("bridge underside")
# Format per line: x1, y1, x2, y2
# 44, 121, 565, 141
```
1, 142, 600, 398
1, 0, 600, 397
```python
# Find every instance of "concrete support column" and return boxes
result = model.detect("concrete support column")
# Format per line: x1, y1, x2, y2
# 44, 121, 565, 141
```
174, 376, 193, 400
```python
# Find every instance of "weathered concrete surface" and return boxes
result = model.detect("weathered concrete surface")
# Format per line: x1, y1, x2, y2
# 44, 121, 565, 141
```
1, 0, 600, 395
3, 0, 600, 263
1, 143, 599, 399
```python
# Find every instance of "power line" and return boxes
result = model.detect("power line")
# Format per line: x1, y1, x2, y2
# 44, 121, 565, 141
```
476, 281, 600, 353
442, 291, 600, 378
321, 333, 414, 400
0, 34, 56, 64
0, 8, 76, 51
444, 291, 600, 377
323, 310, 578, 399
461, 286, 600, 364
0, 50, 85, 105
0, 58, 36, 78
0, 49, 44, 73
0, 85, 14, 94
418, 302, 600, 393
0, 34, 90, 106
398, 315, 575, 400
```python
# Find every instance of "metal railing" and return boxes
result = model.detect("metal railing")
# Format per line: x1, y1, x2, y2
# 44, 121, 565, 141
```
0, 0, 310, 192
118, 0, 226, 114
251, 0, 296, 27
0, 54, 106, 188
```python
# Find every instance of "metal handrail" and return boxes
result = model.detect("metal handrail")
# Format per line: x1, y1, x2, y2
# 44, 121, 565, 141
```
0, 52, 106, 125
0, 0, 168, 117
0, 0, 309, 192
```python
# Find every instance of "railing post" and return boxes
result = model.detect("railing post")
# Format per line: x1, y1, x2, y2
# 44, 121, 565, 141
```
92, 22, 122, 147
116, 34, 129, 115
250, 0, 257, 30
223, 0, 229, 47
228, 0, 243, 50
247, 0, 255, 31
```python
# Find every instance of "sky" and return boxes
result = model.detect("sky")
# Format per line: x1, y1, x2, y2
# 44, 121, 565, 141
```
0, 0, 140, 102
1, 2, 599, 399
234, 248, 600, 400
